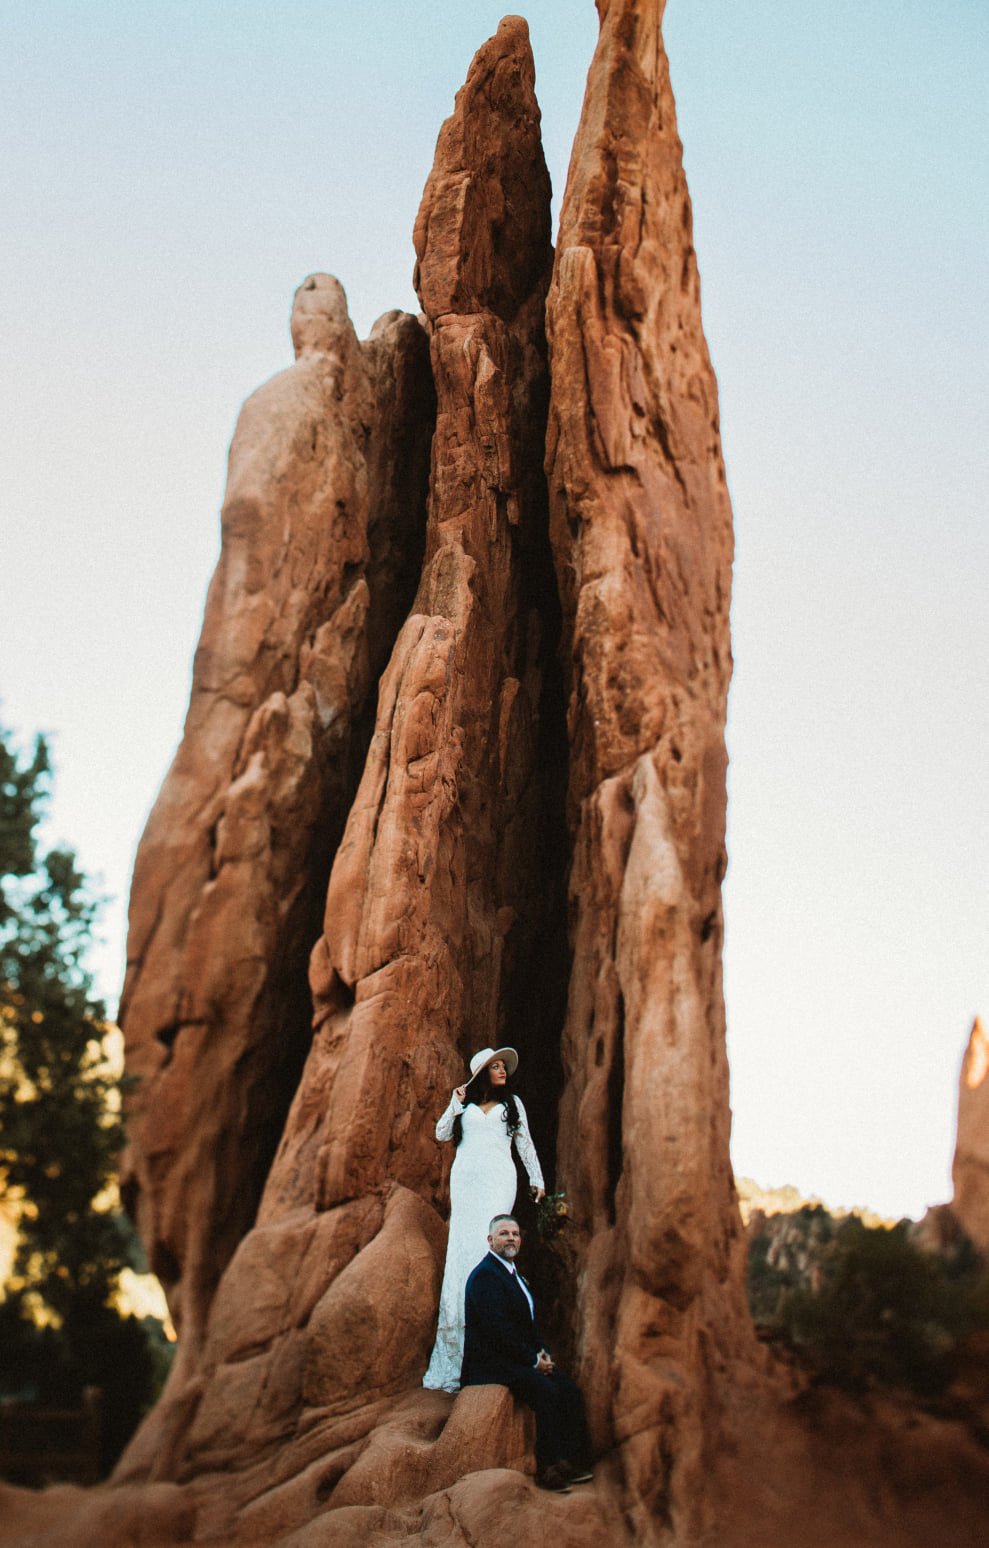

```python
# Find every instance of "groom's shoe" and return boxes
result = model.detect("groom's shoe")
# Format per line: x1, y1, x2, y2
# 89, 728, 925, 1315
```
557, 1458, 594, 1485
565, 1465, 594, 1485
536, 1463, 572, 1493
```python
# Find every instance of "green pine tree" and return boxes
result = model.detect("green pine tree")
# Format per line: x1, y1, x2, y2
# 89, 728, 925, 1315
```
0, 722, 169, 1473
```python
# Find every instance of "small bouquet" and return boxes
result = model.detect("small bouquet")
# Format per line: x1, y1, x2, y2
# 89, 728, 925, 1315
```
534, 1190, 570, 1241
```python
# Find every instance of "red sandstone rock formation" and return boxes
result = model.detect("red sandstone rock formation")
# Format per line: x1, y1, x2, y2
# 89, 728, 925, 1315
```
544, 0, 749, 1538
110, 12, 748, 1539
118, 275, 432, 1361
111, 15, 594, 1538
300, 9, 561, 1225
5, 9, 989, 1548
952, 1016, 989, 1254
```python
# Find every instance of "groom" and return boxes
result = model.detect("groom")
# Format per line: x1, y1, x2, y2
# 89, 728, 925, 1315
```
460, 1214, 593, 1492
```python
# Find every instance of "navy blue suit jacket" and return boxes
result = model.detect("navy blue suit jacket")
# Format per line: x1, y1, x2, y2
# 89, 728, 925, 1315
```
461, 1251, 546, 1386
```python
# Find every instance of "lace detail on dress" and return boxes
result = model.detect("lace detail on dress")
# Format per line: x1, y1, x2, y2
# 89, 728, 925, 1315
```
513, 1097, 545, 1191
434, 1094, 464, 1142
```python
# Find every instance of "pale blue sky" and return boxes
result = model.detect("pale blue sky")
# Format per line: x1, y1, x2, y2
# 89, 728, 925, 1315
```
1, 2, 986, 1221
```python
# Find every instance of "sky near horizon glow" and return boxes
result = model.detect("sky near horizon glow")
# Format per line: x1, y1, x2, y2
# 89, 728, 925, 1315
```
1, 1, 986, 1224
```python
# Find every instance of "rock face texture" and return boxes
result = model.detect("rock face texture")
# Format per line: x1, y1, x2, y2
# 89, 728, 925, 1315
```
544, 0, 748, 1538
118, 275, 433, 1362
952, 1016, 989, 1254
113, 15, 591, 1537
299, 8, 562, 1230
112, 5, 747, 1541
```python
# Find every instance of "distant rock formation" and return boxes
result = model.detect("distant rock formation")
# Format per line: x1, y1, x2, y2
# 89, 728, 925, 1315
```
736, 1176, 896, 1229
909, 1017, 989, 1265
952, 1015, 989, 1254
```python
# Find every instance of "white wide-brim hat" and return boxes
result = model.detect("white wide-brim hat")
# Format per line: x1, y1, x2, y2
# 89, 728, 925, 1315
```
465, 1046, 518, 1086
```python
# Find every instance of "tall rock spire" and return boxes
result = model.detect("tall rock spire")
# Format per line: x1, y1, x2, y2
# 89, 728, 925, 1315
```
113, 8, 751, 1543
302, 15, 559, 1221
545, 0, 749, 1537
16, 13, 989, 1548
118, 275, 432, 1359
952, 1015, 989, 1252
115, 17, 567, 1518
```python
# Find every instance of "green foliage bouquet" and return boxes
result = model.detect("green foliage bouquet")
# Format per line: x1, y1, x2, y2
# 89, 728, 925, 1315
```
534, 1190, 570, 1241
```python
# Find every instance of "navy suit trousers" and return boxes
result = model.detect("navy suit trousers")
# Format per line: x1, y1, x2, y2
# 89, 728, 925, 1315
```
505, 1366, 590, 1470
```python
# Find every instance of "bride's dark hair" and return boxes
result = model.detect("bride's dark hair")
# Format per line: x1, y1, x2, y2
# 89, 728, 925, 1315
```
453, 1068, 521, 1147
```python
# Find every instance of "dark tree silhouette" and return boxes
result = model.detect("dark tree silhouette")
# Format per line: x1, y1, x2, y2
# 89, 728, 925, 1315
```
0, 722, 169, 1473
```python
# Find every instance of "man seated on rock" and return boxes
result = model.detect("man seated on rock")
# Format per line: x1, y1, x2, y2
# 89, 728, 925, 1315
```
461, 1213, 593, 1492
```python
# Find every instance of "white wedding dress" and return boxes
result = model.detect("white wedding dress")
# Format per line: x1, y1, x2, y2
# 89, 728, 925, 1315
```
423, 1093, 545, 1392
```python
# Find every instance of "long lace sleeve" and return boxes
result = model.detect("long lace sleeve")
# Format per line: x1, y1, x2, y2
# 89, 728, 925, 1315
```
435, 1094, 464, 1142
512, 1097, 545, 1190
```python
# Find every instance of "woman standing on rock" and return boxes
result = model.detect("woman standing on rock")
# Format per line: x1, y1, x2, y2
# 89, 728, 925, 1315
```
423, 1046, 545, 1392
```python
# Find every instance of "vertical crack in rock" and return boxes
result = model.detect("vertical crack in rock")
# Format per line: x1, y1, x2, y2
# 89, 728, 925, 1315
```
545, 0, 751, 1539
118, 275, 433, 1372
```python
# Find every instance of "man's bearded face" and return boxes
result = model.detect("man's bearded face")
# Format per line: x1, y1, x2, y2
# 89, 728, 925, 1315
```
489, 1219, 521, 1259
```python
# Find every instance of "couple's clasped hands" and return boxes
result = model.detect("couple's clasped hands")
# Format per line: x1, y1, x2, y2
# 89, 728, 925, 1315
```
535, 1349, 554, 1374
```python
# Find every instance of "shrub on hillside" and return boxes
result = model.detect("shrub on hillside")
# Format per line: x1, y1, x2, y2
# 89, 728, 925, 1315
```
772, 1216, 989, 1397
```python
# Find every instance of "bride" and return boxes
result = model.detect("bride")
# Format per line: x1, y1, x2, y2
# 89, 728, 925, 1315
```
423, 1045, 545, 1392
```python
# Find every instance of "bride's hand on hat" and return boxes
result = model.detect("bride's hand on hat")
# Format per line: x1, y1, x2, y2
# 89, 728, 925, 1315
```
453, 1085, 467, 1104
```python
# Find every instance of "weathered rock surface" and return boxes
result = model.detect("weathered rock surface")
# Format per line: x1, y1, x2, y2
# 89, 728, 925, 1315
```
708, 1380, 989, 1548
301, 8, 560, 1223
544, 0, 749, 1538
118, 276, 432, 1360
10, 1383, 989, 1548
0, 1479, 196, 1548
114, 13, 564, 1537
952, 1016, 989, 1254
7, 7, 976, 1548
